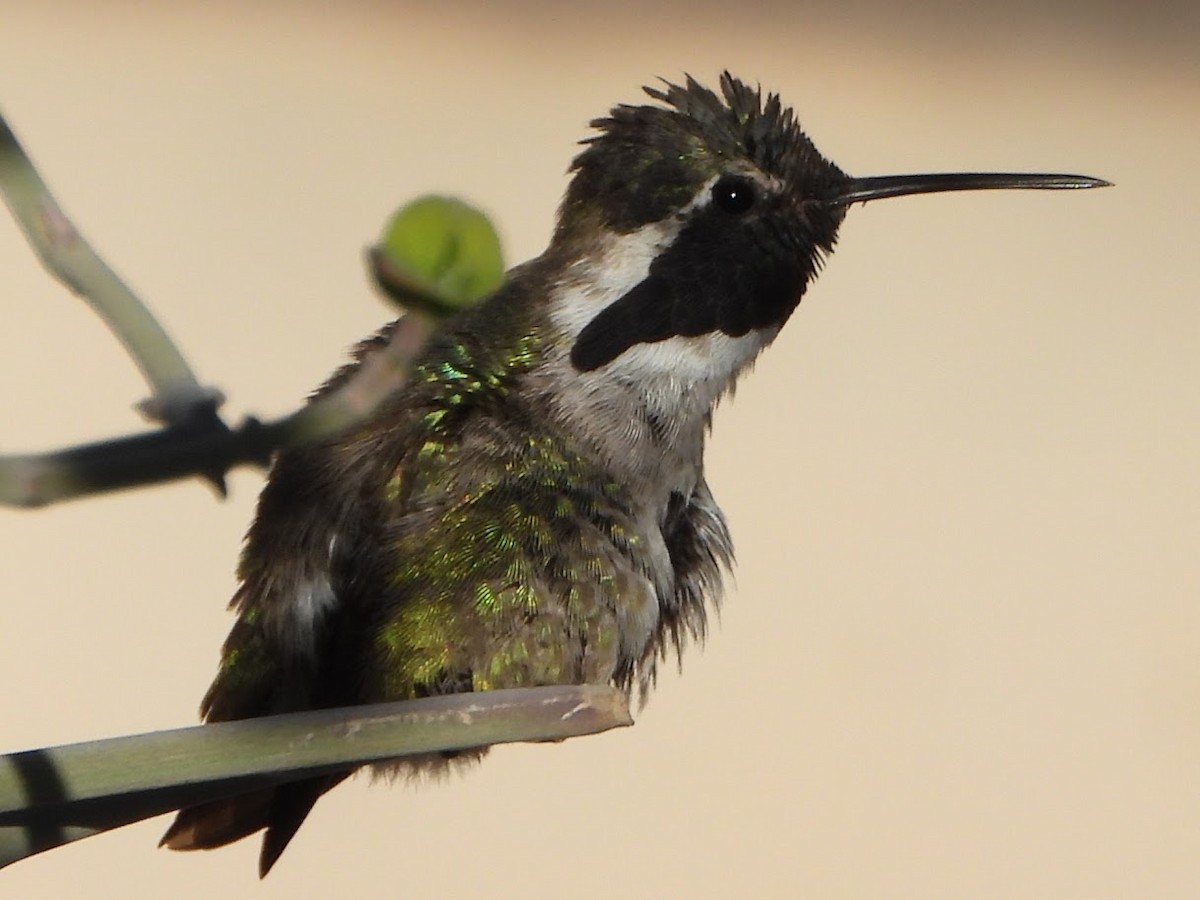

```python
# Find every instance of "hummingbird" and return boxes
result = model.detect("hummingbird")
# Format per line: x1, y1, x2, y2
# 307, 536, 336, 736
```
161, 72, 1107, 875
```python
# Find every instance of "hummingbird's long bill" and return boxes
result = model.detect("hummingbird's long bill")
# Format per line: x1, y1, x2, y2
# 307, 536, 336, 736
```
834, 172, 1112, 205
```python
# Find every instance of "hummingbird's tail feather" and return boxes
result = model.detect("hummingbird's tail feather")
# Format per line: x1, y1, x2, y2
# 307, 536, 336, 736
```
160, 790, 275, 852
257, 776, 344, 878
160, 774, 347, 877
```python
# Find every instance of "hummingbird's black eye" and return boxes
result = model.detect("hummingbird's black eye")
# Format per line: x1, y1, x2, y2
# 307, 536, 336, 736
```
711, 175, 756, 214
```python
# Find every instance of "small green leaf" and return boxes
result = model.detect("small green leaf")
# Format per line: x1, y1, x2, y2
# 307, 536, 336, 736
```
370, 195, 504, 315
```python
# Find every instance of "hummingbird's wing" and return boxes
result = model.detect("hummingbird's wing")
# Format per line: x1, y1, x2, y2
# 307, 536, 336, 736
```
159, 432, 371, 873
162, 326, 411, 871
192, 321, 417, 723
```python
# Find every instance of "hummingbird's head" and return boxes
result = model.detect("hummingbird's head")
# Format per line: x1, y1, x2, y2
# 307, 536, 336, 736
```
546, 72, 1104, 385
554, 72, 848, 374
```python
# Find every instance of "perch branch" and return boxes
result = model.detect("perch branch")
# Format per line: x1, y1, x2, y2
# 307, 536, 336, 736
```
0, 685, 632, 868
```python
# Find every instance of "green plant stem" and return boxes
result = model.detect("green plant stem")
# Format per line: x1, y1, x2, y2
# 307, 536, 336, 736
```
0, 111, 219, 428
0, 684, 632, 868
0, 313, 437, 507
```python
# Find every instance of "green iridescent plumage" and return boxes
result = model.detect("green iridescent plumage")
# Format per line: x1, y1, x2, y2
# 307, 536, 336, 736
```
361, 319, 648, 694
373, 417, 644, 698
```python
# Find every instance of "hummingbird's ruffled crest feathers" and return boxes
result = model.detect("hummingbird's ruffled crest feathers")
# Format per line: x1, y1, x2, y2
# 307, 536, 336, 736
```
559, 72, 846, 238
645, 72, 841, 188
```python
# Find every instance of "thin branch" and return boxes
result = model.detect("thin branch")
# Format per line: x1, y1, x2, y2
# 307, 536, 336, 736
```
0, 685, 632, 868
0, 107, 457, 508
0, 418, 266, 508
272, 311, 437, 446
0, 312, 437, 507
0, 111, 220, 429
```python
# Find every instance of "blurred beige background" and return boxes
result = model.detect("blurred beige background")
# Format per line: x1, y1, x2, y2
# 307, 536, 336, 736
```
1, 1, 1196, 897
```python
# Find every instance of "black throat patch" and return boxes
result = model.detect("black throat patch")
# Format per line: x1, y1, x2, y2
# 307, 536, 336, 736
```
570, 209, 809, 372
